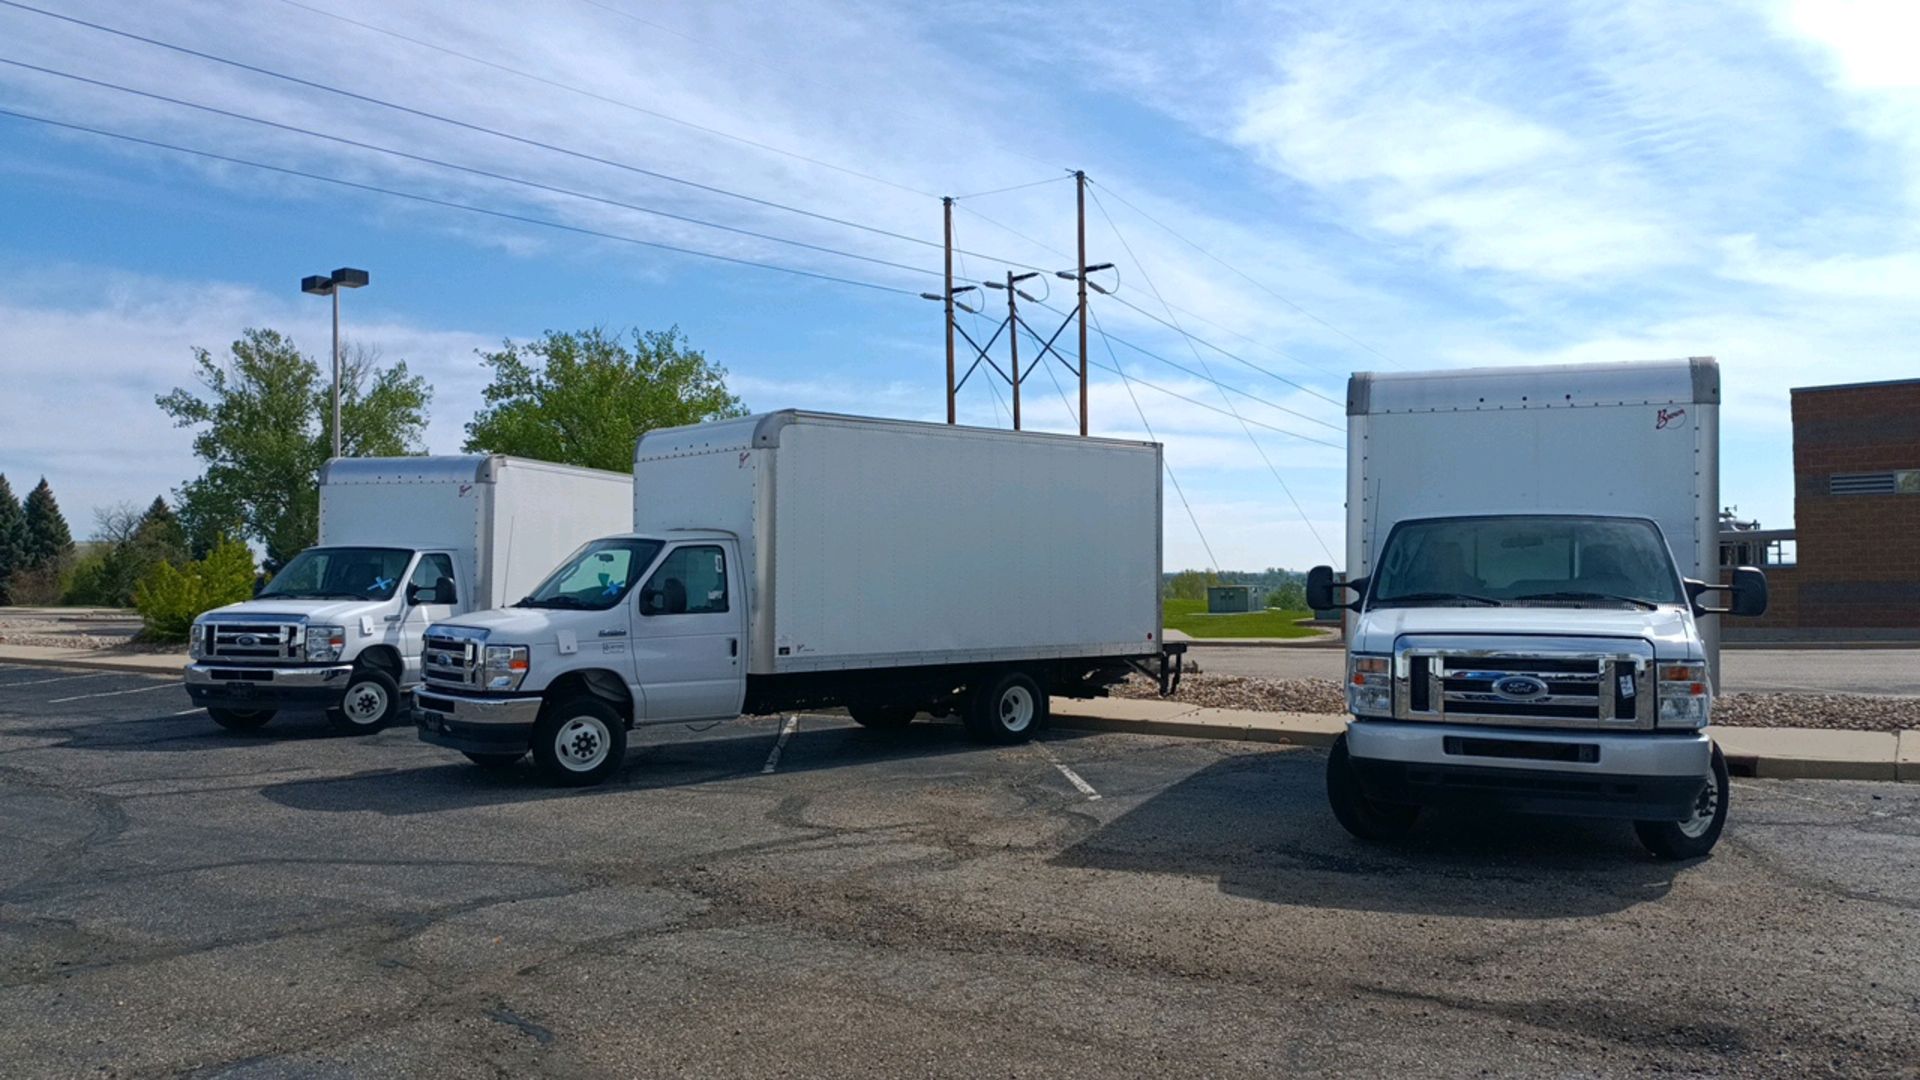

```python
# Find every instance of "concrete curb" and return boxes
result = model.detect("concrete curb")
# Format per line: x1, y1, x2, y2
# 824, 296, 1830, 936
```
0, 648, 185, 676
1052, 700, 1917, 783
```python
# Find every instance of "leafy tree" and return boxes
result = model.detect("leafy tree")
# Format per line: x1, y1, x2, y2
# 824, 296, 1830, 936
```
463, 327, 747, 472
64, 498, 191, 607
1164, 569, 1221, 601
133, 536, 256, 642
157, 329, 430, 571
0, 474, 24, 604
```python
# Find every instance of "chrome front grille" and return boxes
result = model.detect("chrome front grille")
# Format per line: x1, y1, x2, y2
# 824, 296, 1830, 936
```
422, 632, 481, 689
1394, 636, 1654, 730
203, 621, 302, 661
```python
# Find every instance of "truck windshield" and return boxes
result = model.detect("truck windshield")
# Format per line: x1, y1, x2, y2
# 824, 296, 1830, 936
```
1369, 516, 1685, 609
516, 538, 665, 610
258, 547, 413, 601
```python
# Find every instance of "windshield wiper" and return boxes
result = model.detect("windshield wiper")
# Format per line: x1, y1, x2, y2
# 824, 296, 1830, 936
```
1375, 592, 1505, 607
1514, 591, 1660, 611
517, 596, 593, 610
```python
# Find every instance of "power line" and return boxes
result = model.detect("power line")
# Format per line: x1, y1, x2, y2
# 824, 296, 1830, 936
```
951, 174, 1072, 201
1089, 177, 1404, 369
955, 199, 1350, 398
1090, 185, 1337, 563
265, 0, 938, 199
0, 56, 951, 284
1102, 290, 1346, 415
0, 0, 1051, 271
0, 107, 920, 296
1087, 304, 1219, 572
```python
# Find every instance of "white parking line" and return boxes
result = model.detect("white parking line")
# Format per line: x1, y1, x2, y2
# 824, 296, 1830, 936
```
761, 715, 799, 774
0, 671, 116, 689
48, 682, 178, 705
1037, 742, 1101, 800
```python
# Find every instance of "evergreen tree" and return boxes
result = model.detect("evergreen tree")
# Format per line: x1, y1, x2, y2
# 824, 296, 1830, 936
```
0, 474, 24, 604
134, 496, 187, 560
22, 478, 74, 569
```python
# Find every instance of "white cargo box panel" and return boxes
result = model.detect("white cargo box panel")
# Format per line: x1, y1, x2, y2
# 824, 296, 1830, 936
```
1345, 358, 1721, 665
634, 412, 1163, 675
319, 455, 630, 611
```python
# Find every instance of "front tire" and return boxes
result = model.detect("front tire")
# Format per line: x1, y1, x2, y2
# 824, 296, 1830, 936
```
326, 668, 400, 734
964, 670, 1046, 744
1634, 743, 1730, 860
207, 706, 275, 731
531, 696, 627, 787
1326, 732, 1420, 843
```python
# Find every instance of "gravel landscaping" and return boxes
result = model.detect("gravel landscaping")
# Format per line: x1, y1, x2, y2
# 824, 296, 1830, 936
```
1112, 673, 1920, 733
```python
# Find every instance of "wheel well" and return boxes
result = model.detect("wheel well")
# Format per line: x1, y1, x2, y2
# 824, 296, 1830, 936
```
356, 645, 403, 680
544, 669, 636, 726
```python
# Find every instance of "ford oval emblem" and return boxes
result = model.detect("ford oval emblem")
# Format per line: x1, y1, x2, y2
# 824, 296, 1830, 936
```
1494, 675, 1549, 700
236, 634, 259, 647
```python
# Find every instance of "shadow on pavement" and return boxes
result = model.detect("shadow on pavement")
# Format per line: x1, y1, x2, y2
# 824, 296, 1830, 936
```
258, 718, 1066, 816
7, 709, 368, 751
1054, 750, 1682, 919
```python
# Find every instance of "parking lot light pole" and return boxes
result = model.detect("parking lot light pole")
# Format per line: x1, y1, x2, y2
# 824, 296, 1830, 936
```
301, 267, 369, 460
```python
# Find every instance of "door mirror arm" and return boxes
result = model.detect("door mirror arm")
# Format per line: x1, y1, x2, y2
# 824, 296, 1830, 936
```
1306, 566, 1369, 613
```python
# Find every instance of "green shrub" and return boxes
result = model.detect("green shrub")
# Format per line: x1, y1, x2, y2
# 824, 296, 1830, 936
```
133, 537, 257, 642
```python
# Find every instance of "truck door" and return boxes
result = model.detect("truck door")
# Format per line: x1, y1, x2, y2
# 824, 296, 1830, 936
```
629, 541, 746, 722
399, 552, 461, 678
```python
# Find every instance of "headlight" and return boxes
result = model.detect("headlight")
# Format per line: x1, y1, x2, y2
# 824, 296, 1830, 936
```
305, 624, 346, 663
188, 622, 206, 659
484, 645, 530, 691
1657, 661, 1710, 728
1347, 654, 1392, 717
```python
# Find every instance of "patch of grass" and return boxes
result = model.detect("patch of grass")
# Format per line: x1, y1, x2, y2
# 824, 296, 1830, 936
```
1163, 598, 1323, 639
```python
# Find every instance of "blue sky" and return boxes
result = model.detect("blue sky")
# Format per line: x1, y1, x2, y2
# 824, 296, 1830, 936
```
2, 0, 1916, 571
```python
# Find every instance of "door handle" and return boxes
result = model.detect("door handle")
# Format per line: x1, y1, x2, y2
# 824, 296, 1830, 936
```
729, 638, 738, 657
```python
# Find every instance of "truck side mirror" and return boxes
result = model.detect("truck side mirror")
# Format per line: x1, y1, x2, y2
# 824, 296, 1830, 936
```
405, 583, 424, 606
640, 587, 665, 615
252, 577, 265, 598
1685, 566, 1768, 618
1306, 566, 1366, 612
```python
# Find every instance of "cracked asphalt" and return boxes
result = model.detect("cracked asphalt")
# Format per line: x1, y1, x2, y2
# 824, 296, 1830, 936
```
2, 663, 1917, 1079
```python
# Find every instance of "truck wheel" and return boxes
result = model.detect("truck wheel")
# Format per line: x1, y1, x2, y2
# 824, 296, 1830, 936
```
207, 707, 275, 731
964, 671, 1047, 744
1326, 732, 1419, 843
531, 697, 627, 786
463, 751, 524, 770
1634, 743, 1730, 860
848, 704, 916, 730
326, 668, 400, 734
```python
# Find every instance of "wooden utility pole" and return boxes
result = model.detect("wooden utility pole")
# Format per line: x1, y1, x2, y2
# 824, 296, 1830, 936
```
1075, 170, 1088, 436
943, 196, 957, 425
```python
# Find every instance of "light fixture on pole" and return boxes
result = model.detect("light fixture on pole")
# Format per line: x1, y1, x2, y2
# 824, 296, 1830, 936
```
301, 266, 369, 460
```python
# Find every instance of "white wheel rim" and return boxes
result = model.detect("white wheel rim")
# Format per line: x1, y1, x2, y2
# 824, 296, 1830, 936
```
341, 680, 389, 725
554, 716, 612, 772
1678, 772, 1721, 838
998, 685, 1035, 733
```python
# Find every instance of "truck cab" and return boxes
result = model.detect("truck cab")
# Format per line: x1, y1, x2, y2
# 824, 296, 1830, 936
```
415, 532, 747, 783
186, 543, 466, 733
1310, 513, 1766, 859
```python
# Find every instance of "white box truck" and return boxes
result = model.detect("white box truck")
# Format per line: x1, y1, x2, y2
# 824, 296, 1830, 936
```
414, 411, 1184, 785
184, 455, 631, 734
1305, 358, 1768, 858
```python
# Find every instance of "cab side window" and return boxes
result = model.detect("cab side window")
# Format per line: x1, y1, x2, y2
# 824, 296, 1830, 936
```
409, 553, 458, 604
640, 546, 728, 616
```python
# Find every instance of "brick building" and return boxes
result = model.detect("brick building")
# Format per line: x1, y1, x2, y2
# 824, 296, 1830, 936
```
1736, 377, 1920, 635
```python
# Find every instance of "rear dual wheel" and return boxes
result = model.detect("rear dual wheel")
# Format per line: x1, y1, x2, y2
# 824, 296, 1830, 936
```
848, 703, 916, 730
964, 670, 1047, 744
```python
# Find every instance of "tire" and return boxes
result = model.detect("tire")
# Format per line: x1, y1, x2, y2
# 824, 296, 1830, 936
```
326, 667, 400, 735
530, 696, 627, 787
963, 670, 1046, 744
1326, 732, 1420, 843
463, 751, 525, 770
1634, 743, 1730, 860
848, 703, 916, 730
207, 706, 275, 731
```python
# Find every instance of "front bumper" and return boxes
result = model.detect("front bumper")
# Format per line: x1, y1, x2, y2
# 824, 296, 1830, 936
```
1346, 719, 1711, 822
414, 686, 541, 755
183, 662, 353, 708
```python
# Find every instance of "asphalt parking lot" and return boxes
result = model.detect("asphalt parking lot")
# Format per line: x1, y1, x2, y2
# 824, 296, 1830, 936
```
3, 664, 1918, 1078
